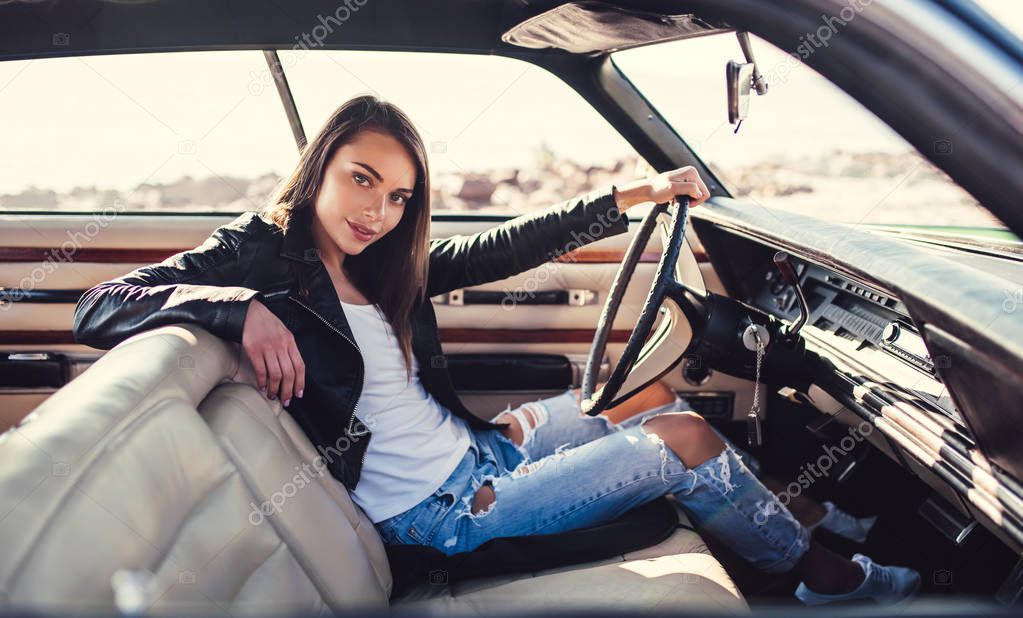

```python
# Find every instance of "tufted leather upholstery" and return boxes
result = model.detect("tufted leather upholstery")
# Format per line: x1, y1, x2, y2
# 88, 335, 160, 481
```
0, 323, 747, 614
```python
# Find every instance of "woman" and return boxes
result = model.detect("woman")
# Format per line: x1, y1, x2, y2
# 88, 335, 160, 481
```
75, 95, 918, 606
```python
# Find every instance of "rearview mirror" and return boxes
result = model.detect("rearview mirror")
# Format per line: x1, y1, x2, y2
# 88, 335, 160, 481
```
726, 60, 755, 125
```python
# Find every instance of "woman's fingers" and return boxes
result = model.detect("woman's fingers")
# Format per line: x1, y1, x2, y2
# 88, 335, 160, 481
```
666, 166, 709, 207
287, 341, 306, 402
643, 166, 710, 206
264, 348, 283, 401
241, 299, 307, 406
246, 345, 268, 395
246, 339, 302, 406
694, 175, 710, 204
276, 347, 295, 405
672, 180, 703, 202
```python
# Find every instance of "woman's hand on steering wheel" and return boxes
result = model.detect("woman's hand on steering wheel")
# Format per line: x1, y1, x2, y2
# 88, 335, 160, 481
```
582, 168, 701, 416
613, 166, 710, 212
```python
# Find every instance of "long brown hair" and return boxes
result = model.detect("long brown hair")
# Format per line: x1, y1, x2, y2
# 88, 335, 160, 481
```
262, 94, 431, 380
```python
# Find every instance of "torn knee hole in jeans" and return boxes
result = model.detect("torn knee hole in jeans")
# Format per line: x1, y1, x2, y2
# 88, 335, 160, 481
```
510, 441, 577, 479
510, 457, 548, 479
455, 476, 499, 527
638, 416, 676, 486
497, 401, 550, 447
472, 485, 495, 514
677, 441, 742, 497
705, 449, 738, 494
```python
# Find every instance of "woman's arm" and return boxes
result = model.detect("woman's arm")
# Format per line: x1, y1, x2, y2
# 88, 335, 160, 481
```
72, 213, 265, 350
426, 185, 624, 298
425, 167, 709, 298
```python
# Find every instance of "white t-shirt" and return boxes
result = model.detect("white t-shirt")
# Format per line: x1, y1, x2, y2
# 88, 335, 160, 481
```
341, 299, 471, 523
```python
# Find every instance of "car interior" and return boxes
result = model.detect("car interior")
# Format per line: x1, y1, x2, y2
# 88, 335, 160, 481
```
2, 0, 1023, 615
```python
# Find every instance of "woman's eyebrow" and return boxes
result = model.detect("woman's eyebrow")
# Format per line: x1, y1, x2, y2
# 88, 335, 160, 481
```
353, 161, 414, 194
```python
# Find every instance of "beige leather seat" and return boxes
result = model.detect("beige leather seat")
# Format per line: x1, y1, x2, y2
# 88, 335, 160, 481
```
0, 324, 747, 614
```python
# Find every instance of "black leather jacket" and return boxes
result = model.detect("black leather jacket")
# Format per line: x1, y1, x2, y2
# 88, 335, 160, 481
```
73, 185, 629, 491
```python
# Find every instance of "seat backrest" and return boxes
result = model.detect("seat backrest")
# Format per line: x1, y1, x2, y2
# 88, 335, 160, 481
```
0, 324, 392, 613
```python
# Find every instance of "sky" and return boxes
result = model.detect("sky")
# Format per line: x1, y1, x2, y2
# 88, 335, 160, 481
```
0, 0, 1020, 196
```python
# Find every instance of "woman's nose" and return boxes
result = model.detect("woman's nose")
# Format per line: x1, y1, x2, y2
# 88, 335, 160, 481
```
364, 197, 387, 221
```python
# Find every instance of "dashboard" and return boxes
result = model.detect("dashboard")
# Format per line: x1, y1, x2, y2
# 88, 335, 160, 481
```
757, 260, 913, 362
747, 251, 965, 427
688, 202, 1023, 555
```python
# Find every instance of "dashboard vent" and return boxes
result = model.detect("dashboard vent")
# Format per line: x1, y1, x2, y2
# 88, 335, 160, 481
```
843, 281, 890, 306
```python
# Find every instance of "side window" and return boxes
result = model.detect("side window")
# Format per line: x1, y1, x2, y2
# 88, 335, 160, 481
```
279, 50, 651, 215
0, 51, 298, 213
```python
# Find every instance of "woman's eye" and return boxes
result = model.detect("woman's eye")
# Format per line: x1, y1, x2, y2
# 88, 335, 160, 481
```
391, 194, 407, 205
353, 173, 370, 186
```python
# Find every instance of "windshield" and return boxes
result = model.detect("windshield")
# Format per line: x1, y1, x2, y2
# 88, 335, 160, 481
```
612, 27, 1017, 240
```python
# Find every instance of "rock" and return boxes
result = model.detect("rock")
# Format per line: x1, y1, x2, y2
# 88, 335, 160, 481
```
456, 176, 497, 203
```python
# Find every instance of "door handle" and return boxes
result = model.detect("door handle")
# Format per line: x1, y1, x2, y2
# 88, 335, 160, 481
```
2, 352, 70, 388
438, 288, 597, 306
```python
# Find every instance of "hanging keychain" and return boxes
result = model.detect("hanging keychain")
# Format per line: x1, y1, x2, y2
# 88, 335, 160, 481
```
742, 323, 769, 447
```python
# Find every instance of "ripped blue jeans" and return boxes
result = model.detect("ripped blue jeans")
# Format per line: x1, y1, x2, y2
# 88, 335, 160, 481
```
373, 387, 810, 574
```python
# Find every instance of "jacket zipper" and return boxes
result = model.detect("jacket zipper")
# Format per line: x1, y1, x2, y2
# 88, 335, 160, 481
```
287, 295, 370, 474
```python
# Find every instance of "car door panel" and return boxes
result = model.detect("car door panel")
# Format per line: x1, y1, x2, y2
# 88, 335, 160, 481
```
428, 216, 759, 420
0, 211, 757, 430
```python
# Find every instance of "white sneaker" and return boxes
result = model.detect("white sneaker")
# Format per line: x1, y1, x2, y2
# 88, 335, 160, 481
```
810, 501, 878, 544
795, 553, 921, 606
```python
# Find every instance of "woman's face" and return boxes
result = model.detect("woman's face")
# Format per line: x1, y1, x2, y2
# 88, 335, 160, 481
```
311, 129, 416, 264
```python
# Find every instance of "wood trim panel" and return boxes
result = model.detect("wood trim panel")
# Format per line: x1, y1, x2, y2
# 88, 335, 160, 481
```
0, 331, 80, 345
553, 249, 663, 263
552, 247, 708, 263
0, 329, 633, 346
0, 247, 180, 263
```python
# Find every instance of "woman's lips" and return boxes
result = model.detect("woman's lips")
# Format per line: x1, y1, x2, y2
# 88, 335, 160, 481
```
346, 219, 376, 241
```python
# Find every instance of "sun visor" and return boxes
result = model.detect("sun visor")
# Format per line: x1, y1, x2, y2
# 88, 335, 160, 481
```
501, 1, 731, 55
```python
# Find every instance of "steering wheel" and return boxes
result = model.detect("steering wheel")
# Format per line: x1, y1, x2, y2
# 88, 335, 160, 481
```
579, 195, 699, 416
